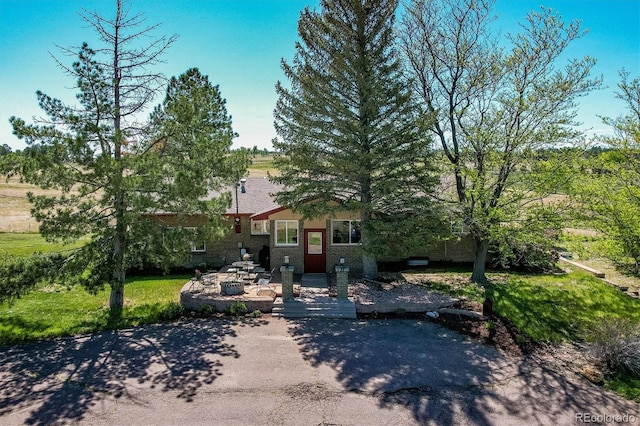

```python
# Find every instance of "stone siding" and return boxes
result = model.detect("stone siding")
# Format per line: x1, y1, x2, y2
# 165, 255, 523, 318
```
327, 245, 362, 274
270, 245, 303, 272
214, 216, 268, 262
189, 215, 270, 270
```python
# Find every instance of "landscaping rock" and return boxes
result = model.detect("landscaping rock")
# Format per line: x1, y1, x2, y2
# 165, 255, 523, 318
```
579, 366, 605, 385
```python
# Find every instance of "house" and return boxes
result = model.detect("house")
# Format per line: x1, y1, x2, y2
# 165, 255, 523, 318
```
181, 177, 475, 274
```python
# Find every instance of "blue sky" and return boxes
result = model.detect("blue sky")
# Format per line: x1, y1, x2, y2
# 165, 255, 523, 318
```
0, 0, 638, 151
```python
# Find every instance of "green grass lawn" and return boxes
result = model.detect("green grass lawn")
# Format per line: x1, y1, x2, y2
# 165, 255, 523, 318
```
407, 267, 640, 402
491, 269, 640, 343
407, 268, 640, 343
0, 232, 88, 257
0, 274, 190, 346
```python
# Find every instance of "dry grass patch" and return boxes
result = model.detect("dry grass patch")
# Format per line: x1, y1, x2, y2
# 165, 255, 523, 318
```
0, 174, 64, 232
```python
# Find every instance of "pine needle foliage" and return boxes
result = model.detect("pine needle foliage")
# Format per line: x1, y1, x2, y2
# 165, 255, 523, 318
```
272, 0, 440, 277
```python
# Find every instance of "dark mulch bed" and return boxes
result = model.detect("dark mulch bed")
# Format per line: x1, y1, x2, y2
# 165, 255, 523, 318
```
431, 300, 536, 356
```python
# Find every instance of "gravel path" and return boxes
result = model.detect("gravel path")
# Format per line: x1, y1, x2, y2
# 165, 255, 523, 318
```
349, 274, 460, 313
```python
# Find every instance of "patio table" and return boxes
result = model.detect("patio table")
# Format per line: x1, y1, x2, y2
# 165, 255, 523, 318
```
231, 261, 259, 280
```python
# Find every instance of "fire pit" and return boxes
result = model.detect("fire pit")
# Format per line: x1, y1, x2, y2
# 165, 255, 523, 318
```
220, 281, 245, 296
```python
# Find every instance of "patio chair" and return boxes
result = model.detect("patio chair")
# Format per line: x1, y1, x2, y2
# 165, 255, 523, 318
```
251, 266, 265, 281
256, 267, 276, 290
202, 273, 217, 288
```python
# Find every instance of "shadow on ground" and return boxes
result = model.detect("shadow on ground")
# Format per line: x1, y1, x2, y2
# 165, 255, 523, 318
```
288, 319, 636, 425
0, 317, 265, 426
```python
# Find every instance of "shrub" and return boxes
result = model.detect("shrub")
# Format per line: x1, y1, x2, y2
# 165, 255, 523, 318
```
491, 240, 559, 273
227, 301, 247, 317
158, 301, 184, 321
249, 309, 262, 318
588, 318, 640, 378
199, 304, 217, 317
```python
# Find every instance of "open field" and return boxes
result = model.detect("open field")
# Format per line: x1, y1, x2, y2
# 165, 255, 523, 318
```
560, 229, 640, 294
0, 233, 88, 257
0, 155, 277, 232
0, 175, 56, 232
247, 154, 276, 177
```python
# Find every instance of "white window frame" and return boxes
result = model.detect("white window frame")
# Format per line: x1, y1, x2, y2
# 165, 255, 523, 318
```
190, 241, 207, 253
250, 219, 270, 235
331, 220, 361, 245
275, 220, 298, 246
186, 227, 206, 253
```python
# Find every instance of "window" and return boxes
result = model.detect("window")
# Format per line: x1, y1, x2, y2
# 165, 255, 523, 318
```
190, 241, 206, 253
185, 227, 206, 252
332, 220, 361, 245
275, 220, 298, 246
251, 219, 270, 235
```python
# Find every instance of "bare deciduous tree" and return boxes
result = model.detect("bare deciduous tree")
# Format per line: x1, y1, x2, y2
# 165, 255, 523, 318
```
401, 0, 601, 284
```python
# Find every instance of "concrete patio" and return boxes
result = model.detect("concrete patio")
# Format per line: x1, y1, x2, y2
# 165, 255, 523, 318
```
180, 268, 291, 313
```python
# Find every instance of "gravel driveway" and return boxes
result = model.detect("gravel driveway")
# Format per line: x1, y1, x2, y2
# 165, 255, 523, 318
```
0, 317, 636, 425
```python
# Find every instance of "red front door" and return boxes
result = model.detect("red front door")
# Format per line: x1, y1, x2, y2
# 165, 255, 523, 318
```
304, 229, 326, 273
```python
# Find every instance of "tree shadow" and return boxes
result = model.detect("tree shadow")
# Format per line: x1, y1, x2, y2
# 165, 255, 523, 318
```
288, 319, 637, 424
0, 318, 250, 425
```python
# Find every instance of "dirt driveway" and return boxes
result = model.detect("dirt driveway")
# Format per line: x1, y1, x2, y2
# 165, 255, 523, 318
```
0, 317, 636, 425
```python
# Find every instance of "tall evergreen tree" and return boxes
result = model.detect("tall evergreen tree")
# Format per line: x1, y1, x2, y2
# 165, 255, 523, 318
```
272, 0, 438, 278
4, 2, 247, 311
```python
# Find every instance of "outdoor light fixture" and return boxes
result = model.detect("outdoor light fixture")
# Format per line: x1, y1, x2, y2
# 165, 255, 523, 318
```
339, 256, 345, 265
240, 177, 247, 194
284, 255, 290, 265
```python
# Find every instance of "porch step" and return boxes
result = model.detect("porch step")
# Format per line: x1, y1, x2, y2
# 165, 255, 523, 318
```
272, 296, 357, 319
300, 273, 328, 288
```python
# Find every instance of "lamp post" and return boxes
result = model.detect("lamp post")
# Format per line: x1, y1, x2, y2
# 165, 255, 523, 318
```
235, 179, 239, 215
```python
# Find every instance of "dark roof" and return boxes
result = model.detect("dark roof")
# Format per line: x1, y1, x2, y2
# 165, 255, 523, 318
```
208, 177, 284, 215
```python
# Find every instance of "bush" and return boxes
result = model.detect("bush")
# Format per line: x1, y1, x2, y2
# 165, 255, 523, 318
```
199, 304, 217, 317
491, 240, 559, 273
588, 318, 640, 378
227, 301, 247, 317
158, 301, 184, 321
249, 309, 262, 318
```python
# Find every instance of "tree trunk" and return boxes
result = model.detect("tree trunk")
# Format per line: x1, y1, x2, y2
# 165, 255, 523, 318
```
109, 273, 125, 312
471, 236, 489, 285
471, 236, 493, 315
363, 253, 378, 280
110, 202, 126, 311
110, 11, 124, 313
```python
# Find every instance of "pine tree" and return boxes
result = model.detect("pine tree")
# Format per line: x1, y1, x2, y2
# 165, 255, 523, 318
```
5, 2, 247, 311
272, 0, 439, 278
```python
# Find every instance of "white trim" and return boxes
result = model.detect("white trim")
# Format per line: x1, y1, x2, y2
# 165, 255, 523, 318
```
250, 219, 270, 235
275, 220, 299, 246
190, 241, 207, 253
331, 220, 361, 245
186, 226, 206, 253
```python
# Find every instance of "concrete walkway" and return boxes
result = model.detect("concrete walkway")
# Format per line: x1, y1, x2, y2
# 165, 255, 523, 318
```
0, 318, 636, 425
